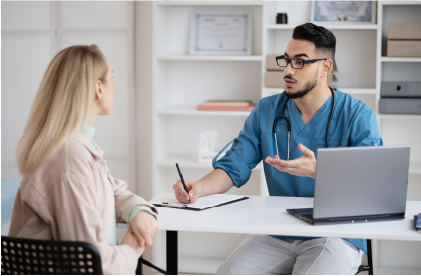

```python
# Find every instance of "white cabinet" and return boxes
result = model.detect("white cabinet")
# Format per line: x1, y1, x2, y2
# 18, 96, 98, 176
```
149, 1, 421, 273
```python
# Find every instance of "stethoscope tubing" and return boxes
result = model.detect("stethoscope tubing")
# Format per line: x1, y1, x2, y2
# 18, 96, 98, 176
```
273, 87, 335, 160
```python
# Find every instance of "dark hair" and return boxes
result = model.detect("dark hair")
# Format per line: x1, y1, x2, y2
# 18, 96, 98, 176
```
292, 23, 336, 60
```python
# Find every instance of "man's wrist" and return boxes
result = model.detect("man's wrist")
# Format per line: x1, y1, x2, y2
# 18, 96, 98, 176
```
194, 181, 203, 197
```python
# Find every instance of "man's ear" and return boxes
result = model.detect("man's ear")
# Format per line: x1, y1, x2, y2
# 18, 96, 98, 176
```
322, 59, 333, 77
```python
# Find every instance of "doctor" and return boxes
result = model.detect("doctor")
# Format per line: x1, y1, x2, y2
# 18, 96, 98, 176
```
173, 23, 382, 275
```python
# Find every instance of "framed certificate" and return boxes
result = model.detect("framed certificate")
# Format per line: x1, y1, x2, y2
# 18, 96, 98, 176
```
312, 1, 376, 24
189, 10, 252, 55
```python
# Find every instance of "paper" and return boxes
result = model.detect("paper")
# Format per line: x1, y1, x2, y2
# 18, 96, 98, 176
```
189, 10, 252, 55
149, 193, 246, 210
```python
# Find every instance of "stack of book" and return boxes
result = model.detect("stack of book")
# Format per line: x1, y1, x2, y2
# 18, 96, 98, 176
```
387, 23, 421, 57
197, 100, 254, 111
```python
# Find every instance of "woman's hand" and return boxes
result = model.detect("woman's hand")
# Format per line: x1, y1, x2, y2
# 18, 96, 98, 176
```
265, 143, 317, 179
122, 227, 145, 259
130, 210, 158, 247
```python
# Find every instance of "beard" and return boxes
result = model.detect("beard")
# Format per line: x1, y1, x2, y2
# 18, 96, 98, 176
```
284, 73, 318, 99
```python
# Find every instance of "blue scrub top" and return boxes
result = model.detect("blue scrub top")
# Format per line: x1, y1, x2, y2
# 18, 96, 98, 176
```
213, 90, 383, 255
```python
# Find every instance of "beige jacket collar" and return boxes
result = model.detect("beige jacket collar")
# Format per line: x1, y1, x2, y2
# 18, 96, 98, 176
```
73, 134, 105, 162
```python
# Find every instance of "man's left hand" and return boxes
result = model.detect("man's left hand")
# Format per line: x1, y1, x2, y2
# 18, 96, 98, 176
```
130, 210, 158, 247
265, 143, 317, 179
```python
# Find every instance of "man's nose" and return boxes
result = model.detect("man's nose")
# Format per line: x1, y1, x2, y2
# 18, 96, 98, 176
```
284, 62, 295, 76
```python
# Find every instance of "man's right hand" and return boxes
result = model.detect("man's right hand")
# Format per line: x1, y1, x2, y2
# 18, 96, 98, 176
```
173, 180, 202, 203
122, 227, 145, 259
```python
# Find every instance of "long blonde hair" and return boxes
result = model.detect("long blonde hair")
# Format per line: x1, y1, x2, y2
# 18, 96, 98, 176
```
16, 45, 108, 175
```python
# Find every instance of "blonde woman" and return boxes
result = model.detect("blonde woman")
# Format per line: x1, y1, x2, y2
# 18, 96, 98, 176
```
9, 45, 158, 275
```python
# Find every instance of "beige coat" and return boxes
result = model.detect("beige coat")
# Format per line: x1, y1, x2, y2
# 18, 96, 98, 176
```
9, 134, 157, 275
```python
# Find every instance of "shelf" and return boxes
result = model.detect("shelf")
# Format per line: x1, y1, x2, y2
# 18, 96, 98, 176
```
157, 106, 252, 117
339, 88, 377, 95
157, 155, 263, 170
157, 155, 213, 169
262, 88, 376, 96
263, 88, 283, 97
380, 1, 421, 6
156, 1, 264, 6
378, 114, 421, 120
409, 163, 421, 175
157, 156, 420, 174
179, 257, 224, 274
267, 24, 378, 30
157, 55, 263, 62
376, 267, 421, 275
380, 57, 421, 63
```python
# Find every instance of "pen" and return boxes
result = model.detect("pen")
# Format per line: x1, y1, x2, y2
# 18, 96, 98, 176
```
175, 163, 190, 203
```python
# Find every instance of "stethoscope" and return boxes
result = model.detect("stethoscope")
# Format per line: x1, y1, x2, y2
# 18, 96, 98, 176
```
273, 86, 336, 160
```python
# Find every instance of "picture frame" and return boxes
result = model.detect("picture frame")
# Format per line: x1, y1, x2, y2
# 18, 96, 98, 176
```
189, 10, 252, 55
311, 1, 376, 24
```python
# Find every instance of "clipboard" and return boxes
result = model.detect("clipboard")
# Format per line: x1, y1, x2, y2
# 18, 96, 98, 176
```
149, 193, 249, 211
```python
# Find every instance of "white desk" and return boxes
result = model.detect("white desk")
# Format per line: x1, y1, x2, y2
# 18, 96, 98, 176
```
118, 194, 421, 274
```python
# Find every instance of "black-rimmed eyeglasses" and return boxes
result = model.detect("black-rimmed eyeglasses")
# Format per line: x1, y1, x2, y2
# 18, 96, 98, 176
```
276, 55, 327, 69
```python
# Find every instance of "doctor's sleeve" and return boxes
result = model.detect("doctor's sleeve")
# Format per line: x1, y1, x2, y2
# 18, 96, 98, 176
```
213, 101, 263, 188
349, 109, 383, 147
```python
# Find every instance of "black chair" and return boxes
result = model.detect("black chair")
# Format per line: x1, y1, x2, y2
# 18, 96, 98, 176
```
356, 239, 373, 275
1, 236, 102, 275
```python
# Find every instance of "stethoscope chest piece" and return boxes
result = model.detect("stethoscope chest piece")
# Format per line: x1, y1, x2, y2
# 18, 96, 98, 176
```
272, 87, 335, 161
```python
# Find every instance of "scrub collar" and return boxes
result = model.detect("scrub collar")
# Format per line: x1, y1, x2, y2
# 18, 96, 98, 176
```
80, 125, 95, 142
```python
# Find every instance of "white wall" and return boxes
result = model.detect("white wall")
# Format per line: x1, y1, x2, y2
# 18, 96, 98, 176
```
1, 2, 136, 192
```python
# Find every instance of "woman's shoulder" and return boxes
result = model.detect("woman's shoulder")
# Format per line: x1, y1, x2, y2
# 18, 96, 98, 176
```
29, 136, 97, 190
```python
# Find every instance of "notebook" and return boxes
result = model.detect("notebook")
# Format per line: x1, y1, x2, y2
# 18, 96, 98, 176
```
149, 193, 249, 211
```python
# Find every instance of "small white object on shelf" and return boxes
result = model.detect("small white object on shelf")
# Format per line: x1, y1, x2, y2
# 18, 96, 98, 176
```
197, 130, 223, 164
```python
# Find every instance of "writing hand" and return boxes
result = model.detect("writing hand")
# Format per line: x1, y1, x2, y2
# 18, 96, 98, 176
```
173, 180, 202, 203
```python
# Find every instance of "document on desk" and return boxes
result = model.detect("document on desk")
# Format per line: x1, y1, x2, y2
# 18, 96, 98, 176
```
149, 193, 249, 211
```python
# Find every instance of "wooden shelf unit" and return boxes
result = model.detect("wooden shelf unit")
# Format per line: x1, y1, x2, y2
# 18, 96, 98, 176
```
149, 1, 421, 274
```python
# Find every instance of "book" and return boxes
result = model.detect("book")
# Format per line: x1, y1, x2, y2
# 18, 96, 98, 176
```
149, 193, 249, 211
415, 213, 421, 234
203, 100, 253, 107
197, 104, 255, 111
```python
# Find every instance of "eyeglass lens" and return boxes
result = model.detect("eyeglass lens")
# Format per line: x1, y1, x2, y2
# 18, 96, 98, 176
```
277, 58, 303, 69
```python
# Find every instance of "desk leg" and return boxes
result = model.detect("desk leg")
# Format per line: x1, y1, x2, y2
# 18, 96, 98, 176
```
367, 240, 373, 275
136, 257, 143, 275
167, 230, 178, 275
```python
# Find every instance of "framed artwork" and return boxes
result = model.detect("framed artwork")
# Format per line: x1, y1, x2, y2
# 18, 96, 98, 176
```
189, 10, 252, 55
312, 1, 376, 24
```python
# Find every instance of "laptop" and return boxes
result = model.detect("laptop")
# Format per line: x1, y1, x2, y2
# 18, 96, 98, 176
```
287, 145, 410, 225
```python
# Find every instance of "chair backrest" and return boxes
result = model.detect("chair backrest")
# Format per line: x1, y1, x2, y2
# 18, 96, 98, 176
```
1, 179, 20, 236
1, 236, 102, 275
